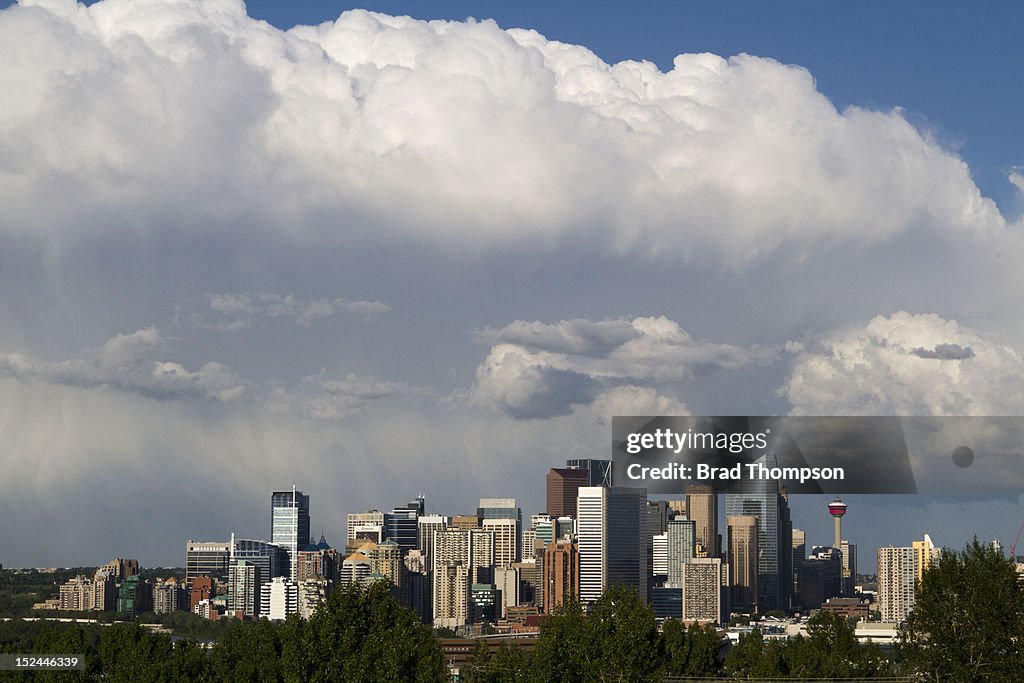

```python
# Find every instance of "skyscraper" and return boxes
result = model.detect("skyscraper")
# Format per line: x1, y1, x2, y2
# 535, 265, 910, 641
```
686, 484, 719, 557
386, 497, 424, 557
792, 529, 806, 599
877, 546, 916, 623
228, 560, 260, 617
577, 486, 647, 605
185, 540, 231, 584
232, 534, 289, 581
565, 459, 612, 487
543, 541, 579, 614
417, 514, 448, 562
271, 487, 310, 579
666, 516, 696, 586
725, 463, 792, 612
547, 468, 590, 518
682, 558, 725, 624
727, 515, 759, 612
478, 498, 521, 566
347, 510, 385, 542
878, 534, 939, 624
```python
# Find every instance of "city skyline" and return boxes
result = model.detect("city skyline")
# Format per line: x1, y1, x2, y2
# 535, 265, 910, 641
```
1, 0, 1023, 569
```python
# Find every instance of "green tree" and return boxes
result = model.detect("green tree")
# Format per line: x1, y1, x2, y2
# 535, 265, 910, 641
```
97, 623, 174, 683
212, 619, 285, 683
583, 586, 661, 682
680, 623, 721, 677
722, 627, 765, 678
531, 597, 589, 682
903, 538, 1024, 682
490, 642, 531, 683
533, 586, 663, 682
463, 639, 493, 683
292, 580, 445, 683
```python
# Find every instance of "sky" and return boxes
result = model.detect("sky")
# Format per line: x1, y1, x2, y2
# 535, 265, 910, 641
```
0, 0, 1023, 568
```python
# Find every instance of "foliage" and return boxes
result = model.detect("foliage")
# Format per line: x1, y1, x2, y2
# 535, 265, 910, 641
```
723, 611, 888, 679
902, 538, 1024, 682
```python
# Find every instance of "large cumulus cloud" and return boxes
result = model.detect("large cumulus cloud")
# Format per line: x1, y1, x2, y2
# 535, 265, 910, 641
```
0, 0, 1011, 261
0, 327, 246, 401
472, 316, 774, 419
780, 311, 1024, 416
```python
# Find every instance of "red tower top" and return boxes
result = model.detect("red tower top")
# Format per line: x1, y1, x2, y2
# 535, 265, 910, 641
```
828, 497, 847, 518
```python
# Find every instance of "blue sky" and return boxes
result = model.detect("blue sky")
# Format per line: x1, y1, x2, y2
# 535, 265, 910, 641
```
1, 0, 1022, 566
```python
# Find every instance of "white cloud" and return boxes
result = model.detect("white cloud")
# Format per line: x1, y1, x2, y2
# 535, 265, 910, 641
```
0, 1, 1009, 263
199, 292, 391, 330
265, 371, 429, 420
780, 311, 1024, 416
0, 327, 246, 401
1009, 170, 1024, 195
472, 316, 774, 419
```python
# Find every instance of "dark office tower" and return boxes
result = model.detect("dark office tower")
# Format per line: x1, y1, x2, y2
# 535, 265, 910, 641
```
387, 497, 424, 557
792, 529, 806, 601
799, 547, 843, 609
725, 459, 791, 612
685, 484, 719, 557
547, 468, 589, 518
778, 488, 793, 610
185, 540, 231, 584
565, 458, 612, 487
271, 486, 310, 579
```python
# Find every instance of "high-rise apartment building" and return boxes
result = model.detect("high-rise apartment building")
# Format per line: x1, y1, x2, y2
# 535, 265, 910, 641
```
434, 562, 470, 629
271, 487, 310, 579
912, 534, 938, 582
547, 468, 590, 518
667, 516, 697, 586
483, 518, 518, 569
682, 558, 724, 624
99, 558, 140, 581
543, 541, 579, 614
577, 486, 647, 605
478, 499, 522, 565
152, 578, 185, 615
417, 514, 448, 561
117, 575, 152, 616
494, 566, 520, 618
259, 577, 299, 621
228, 560, 260, 618
878, 534, 939, 623
877, 546, 916, 623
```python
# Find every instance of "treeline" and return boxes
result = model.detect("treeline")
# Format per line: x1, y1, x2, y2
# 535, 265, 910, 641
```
0, 540, 1020, 682
463, 590, 888, 682
0, 582, 445, 683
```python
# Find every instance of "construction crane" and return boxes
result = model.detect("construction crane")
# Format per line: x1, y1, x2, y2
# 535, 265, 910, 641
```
1009, 521, 1024, 559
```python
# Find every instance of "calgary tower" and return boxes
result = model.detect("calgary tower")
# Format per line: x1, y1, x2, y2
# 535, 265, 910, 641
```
828, 496, 847, 549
